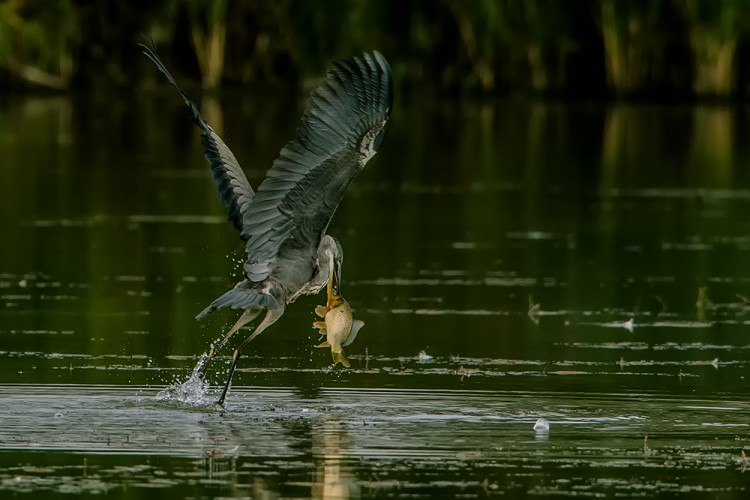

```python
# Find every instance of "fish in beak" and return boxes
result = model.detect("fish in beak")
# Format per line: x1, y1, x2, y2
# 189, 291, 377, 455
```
313, 256, 363, 367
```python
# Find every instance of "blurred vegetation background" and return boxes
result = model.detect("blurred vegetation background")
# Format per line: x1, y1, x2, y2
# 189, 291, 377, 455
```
3, 0, 750, 99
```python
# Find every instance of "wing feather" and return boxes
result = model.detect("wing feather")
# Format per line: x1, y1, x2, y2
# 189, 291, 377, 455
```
140, 43, 256, 241
242, 51, 393, 283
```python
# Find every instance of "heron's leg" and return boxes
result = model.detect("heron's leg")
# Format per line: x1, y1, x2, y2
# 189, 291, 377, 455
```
217, 306, 285, 406
197, 307, 262, 380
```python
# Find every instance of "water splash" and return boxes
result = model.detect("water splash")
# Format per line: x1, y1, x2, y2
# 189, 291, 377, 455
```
155, 353, 215, 406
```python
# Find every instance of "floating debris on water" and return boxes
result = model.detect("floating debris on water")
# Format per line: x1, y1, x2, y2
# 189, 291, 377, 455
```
696, 286, 710, 322
203, 445, 239, 459
694, 357, 720, 369
591, 318, 635, 332
533, 418, 549, 433
528, 300, 540, 326
417, 350, 433, 362
619, 318, 634, 332
456, 365, 480, 381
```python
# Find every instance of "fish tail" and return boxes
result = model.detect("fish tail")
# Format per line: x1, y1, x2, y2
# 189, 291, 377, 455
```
332, 350, 350, 368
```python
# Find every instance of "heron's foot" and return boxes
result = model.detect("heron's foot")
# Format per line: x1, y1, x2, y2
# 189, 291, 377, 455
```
216, 385, 231, 408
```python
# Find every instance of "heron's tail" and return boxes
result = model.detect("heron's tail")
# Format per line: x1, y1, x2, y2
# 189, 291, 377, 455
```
195, 284, 277, 320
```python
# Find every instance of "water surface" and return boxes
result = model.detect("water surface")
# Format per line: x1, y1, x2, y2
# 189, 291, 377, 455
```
2, 95, 750, 496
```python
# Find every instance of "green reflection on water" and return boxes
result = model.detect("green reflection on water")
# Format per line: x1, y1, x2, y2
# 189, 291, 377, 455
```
3, 95, 750, 387
3, 92, 750, 495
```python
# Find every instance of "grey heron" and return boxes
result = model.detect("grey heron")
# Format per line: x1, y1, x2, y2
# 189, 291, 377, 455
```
140, 45, 393, 405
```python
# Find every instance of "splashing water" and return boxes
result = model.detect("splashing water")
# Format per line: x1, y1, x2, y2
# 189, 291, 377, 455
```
156, 353, 215, 405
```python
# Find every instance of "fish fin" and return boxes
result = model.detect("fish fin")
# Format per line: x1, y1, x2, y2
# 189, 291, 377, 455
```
315, 305, 327, 318
316, 341, 330, 348
332, 351, 350, 368
343, 319, 365, 347
312, 321, 326, 329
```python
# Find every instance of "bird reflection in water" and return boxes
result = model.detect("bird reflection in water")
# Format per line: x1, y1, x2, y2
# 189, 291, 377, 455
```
311, 416, 359, 499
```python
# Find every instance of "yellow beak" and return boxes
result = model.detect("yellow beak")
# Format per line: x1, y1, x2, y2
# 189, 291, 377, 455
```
326, 258, 342, 307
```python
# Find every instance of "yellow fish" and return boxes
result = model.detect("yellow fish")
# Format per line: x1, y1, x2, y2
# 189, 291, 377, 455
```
313, 275, 364, 367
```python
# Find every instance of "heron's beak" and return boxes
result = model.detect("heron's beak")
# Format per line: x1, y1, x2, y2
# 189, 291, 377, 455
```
333, 259, 342, 295
325, 257, 342, 307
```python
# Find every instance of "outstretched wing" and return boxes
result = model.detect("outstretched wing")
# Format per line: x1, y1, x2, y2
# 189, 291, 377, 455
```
243, 51, 393, 282
140, 43, 255, 239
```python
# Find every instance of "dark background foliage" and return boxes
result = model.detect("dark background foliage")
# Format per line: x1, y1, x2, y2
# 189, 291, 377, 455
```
2, 0, 750, 99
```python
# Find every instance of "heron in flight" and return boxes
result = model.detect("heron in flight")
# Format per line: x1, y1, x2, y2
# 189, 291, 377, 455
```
141, 45, 393, 405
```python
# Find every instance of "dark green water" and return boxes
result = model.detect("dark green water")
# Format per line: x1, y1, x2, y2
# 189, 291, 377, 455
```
2, 93, 750, 497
